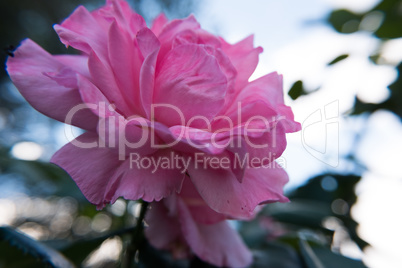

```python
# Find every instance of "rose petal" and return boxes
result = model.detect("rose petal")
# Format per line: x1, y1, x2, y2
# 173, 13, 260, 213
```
137, 28, 161, 118
151, 13, 169, 36
50, 132, 122, 208
145, 200, 183, 250
6, 39, 98, 131
188, 161, 289, 219
154, 44, 226, 128
54, 55, 90, 78
156, 15, 200, 61
177, 198, 253, 267
103, 150, 185, 204
224, 72, 301, 133
179, 178, 227, 224
221, 35, 263, 90
93, 0, 146, 36
88, 50, 134, 117
108, 21, 143, 116
54, 6, 108, 57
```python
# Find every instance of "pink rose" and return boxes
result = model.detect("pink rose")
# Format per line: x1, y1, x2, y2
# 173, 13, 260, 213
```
6, 0, 300, 266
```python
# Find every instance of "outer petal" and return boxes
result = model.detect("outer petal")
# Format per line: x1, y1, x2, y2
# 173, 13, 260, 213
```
220, 35, 262, 90
6, 39, 98, 131
54, 55, 90, 78
224, 72, 301, 133
50, 132, 122, 207
55, 4, 145, 118
179, 178, 226, 224
103, 150, 185, 204
54, 6, 108, 57
154, 44, 227, 128
177, 198, 253, 267
232, 72, 284, 108
187, 161, 289, 219
93, 0, 146, 37
145, 200, 184, 252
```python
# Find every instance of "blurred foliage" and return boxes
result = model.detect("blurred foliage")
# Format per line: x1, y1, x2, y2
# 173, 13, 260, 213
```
352, 63, 402, 118
328, 0, 402, 39
284, 0, 402, 265
325, 0, 402, 119
237, 173, 367, 268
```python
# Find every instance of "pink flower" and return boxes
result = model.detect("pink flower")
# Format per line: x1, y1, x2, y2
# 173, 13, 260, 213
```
145, 179, 253, 267
6, 0, 300, 265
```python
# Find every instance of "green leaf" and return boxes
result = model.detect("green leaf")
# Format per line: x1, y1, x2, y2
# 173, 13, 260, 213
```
299, 235, 367, 268
239, 219, 269, 248
267, 200, 332, 230
350, 96, 379, 115
0, 240, 45, 268
351, 63, 402, 120
46, 227, 135, 266
139, 240, 189, 268
56, 237, 107, 266
299, 236, 325, 268
368, 53, 381, 64
373, 0, 402, 39
327, 10, 362, 33
0, 226, 74, 268
328, 54, 349, 65
288, 80, 305, 100
251, 242, 303, 268
288, 174, 361, 206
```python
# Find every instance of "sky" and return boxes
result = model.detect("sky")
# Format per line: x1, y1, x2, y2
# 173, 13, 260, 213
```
196, 0, 402, 267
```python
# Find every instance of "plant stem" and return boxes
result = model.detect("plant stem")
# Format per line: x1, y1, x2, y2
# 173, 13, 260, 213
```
123, 200, 149, 268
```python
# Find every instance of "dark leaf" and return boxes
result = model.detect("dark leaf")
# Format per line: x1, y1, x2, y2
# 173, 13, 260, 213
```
46, 227, 135, 266
328, 54, 349, 65
57, 236, 108, 266
373, 0, 402, 39
351, 63, 402, 119
368, 54, 381, 64
299, 236, 325, 268
288, 80, 305, 100
0, 239, 47, 268
288, 174, 361, 206
327, 10, 362, 33
0, 226, 74, 268
251, 242, 303, 268
299, 235, 367, 268
267, 200, 332, 230
139, 240, 189, 268
239, 219, 269, 248
350, 96, 380, 115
